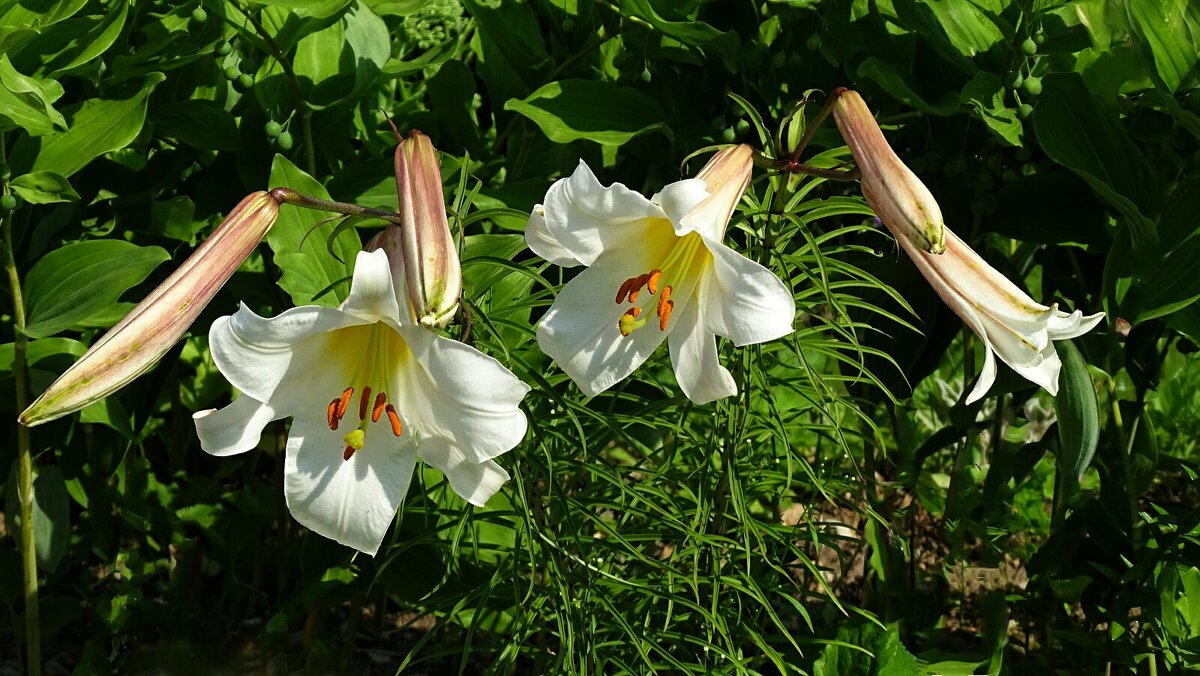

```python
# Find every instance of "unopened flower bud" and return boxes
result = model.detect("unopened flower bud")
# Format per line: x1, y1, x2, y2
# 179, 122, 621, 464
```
20, 192, 280, 426
831, 88, 946, 255
393, 130, 461, 329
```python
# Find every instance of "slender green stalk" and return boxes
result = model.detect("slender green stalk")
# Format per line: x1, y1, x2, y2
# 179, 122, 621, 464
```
1, 135, 40, 676
269, 187, 406, 225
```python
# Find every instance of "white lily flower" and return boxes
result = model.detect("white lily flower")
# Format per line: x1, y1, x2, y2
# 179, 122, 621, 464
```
192, 249, 529, 555
829, 87, 1104, 404
898, 228, 1104, 404
527, 145, 795, 404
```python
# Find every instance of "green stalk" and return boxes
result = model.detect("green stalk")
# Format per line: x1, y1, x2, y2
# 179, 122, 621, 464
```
1, 135, 40, 676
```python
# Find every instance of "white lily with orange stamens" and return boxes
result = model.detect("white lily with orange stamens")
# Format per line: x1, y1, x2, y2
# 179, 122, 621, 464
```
21, 191, 281, 426
193, 249, 528, 555
527, 145, 795, 404
831, 87, 1104, 403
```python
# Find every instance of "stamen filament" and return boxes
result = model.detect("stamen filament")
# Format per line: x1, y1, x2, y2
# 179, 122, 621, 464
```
385, 404, 403, 437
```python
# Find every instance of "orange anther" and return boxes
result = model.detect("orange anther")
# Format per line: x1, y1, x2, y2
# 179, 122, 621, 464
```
656, 285, 673, 318
647, 269, 662, 295
336, 387, 354, 420
658, 300, 675, 331
358, 386, 372, 421
628, 273, 650, 303
385, 404, 403, 437
327, 399, 341, 430
343, 445, 357, 461
371, 392, 387, 422
615, 277, 634, 304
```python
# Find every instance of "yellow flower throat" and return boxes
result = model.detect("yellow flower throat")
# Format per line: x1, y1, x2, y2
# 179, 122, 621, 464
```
614, 231, 704, 337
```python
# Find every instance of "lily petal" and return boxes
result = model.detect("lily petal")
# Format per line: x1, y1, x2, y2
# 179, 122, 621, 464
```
703, 240, 796, 346
418, 436, 511, 506
398, 326, 530, 462
651, 178, 710, 235
193, 394, 279, 457
537, 246, 675, 397
541, 161, 667, 266
668, 296, 737, 404
526, 204, 583, 267
284, 414, 417, 557
340, 249, 404, 323
208, 305, 360, 407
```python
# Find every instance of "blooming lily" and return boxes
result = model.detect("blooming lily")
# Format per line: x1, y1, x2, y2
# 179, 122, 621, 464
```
831, 88, 1103, 403
193, 249, 528, 555
20, 191, 281, 426
526, 145, 795, 404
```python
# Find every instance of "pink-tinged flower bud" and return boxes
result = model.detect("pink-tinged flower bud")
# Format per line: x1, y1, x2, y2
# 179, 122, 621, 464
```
682, 144, 755, 241
831, 88, 946, 255
393, 130, 461, 329
20, 192, 280, 426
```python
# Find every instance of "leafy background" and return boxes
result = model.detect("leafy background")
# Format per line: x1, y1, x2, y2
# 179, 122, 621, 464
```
2, 0, 1199, 673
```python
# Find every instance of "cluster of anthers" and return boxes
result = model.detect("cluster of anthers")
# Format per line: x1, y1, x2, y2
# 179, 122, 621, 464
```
616, 268, 674, 336
325, 386, 404, 460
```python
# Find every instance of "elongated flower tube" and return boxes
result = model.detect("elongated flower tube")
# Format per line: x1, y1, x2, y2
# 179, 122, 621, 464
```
394, 130, 461, 329
193, 250, 528, 555
831, 89, 1103, 403
832, 87, 946, 255
20, 192, 280, 426
527, 145, 795, 404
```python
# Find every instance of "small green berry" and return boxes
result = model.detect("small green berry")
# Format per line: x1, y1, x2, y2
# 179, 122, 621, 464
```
787, 52, 803, 68
1006, 72, 1024, 90
1021, 76, 1043, 97
640, 67, 652, 83
237, 73, 254, 90
721, 127, 736, 143
806, 34, 821, 51
772, 52, 787, 69
1034, 30, 1046, 45
561, 17, 575, 32
1018, 103, 1034, 119
735, 119, 750, 135
215, 41, 232, 56
191, 7, 208, 23
224, 65, 240, 80
1020, 37, 1037, 56
0, 194, 16, 211
711, 116, 726, 131
265, 121, 282, 138
276, 131, 294, 150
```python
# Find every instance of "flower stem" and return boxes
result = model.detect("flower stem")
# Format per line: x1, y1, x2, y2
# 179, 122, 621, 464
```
269, 187, 406, 225
1, 135, 40, 676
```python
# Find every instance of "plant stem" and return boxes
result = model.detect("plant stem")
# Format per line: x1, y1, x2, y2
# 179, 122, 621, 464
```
269, 187, 406, 225
1, 135, 40, 676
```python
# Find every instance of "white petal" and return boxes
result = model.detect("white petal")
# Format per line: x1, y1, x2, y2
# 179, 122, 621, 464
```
284, 413, 416, 556
193, 394, 280, 456
964, 341, 998, 405
651, 179, 710, 234
526, 204, 582, 267
536, 251, 672, 397
417, 436, 510, 506
395, 326, 529, 462
340, 250, 404, 323
667, 297, 737, 404
209, 305, 361, 407
1047, 309, 1105, 340
1009, 346, 1063, 396
703, 241, 795, 347
540, 161, 666, 266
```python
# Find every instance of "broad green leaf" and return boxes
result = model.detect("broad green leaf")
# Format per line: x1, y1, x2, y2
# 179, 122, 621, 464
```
1054, 339, 1099, 483
1034, 73, 1162, 253
153, 99, 239, 151
960, 71, 1022, 146
505, 80, 669, 147
0, 54, 66, 136
460, 0, 550, 79
892, 0, 1003, 72
5, 463, 70, 574
0, 337, 87, 373
1128, 0, 1200, 92
267, 155, 360, 306
23, 240, 170, 339
8, 170, 78, 204
51, 0, 129, 76
1128, 413, 1158, 496
254, 0, 353, 53
619, 0, 740, 72
1129, 178, 1200, 321
856, 57, 961, 116
1159, 563, 1200, 640
9, 73, 163, 178
293, 0, 389, 109
12, 0, 130, 77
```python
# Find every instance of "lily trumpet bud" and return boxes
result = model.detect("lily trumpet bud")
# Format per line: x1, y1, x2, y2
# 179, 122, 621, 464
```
393, 130, 461, 329
20, 192, 280, 426
831, 87, 946, 255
